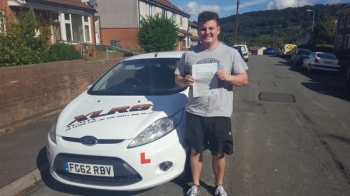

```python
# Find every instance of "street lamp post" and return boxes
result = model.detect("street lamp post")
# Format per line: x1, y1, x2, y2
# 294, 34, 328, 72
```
307, 9, 315, 32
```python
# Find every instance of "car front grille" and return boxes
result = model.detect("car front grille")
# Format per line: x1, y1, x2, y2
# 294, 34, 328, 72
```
53, 153, 142, 186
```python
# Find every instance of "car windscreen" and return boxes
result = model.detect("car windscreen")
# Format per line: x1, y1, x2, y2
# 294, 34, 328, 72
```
239, 46, 246, 52
89, 58, 184, 95
316, 53, 337, 59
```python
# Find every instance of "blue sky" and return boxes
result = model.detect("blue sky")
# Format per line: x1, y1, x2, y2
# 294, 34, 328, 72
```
171, 0, 350, 21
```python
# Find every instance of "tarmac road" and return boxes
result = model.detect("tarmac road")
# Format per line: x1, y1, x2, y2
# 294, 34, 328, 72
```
2, 54, 350, 196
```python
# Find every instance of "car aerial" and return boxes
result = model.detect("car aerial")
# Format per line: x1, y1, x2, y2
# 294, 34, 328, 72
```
302, 52, 340, 73
46, 51, 191, 191
264, 48, 275, 55
291, 48, 313, 65
233, 44, 249, 62
232, 46, 244, 59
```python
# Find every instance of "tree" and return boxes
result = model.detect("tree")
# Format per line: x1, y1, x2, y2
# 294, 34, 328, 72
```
0, 8, 51, 67
312, 15, 336, 46
138, 14, 178, 52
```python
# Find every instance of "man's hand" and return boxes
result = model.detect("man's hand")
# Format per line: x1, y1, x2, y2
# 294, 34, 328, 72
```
216, 70, 230, 81
184, 75, 195, 86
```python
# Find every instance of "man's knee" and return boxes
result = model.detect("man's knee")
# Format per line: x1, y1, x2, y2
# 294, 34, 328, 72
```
212, 153, 225, 160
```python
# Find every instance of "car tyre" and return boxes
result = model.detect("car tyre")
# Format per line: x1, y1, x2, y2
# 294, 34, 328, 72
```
177, 147, 192, 183
245, 59, 249, 62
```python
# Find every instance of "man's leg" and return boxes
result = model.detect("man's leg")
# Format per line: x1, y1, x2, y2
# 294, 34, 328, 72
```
190, 148, 203, 185
212, 153, 225, 186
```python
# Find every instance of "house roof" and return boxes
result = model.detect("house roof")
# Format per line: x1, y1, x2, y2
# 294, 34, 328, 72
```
191, 35, 200, 41
26, 0, 95, 11
146, 0, 190, 17
178, 29, 192, 36
188, 21, 198, 27
336, 4, 350, 14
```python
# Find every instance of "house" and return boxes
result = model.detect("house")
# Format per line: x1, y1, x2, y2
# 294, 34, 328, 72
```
188, 20, 200, 47
1, 0, 96, 44
335, 4, 350, 51
249, 46, 266, 55
291, 31, 312, 45
94, 0, 191, 50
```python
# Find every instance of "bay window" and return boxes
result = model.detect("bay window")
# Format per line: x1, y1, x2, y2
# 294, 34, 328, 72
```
62, 13, 91, 42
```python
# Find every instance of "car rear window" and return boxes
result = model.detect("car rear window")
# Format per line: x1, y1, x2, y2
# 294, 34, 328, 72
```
316, 53, 337, 59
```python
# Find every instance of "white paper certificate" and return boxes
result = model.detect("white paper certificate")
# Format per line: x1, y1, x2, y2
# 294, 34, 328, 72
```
192, 63, 218, 97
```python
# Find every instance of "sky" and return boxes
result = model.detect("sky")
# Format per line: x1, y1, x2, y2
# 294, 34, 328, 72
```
170, 0, 350, 21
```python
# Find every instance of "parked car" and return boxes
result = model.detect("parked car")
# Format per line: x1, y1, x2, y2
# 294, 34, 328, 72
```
291, 48, 313, 65
233, 44, 249, 62
277, 47, 283, 56
264, 48, 275, 55
46, 51, 191, 191
302, 52, 340, 73
232, 46, 244, 59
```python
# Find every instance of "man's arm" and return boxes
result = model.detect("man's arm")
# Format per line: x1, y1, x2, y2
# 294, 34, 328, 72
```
216, 70, 248, 87
175, 74, 195, 88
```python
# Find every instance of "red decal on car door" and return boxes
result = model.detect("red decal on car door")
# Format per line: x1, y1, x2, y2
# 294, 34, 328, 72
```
140, 152, 151, 164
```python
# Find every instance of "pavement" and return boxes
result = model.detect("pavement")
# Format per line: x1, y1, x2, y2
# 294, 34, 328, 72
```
0, 111, 61, 196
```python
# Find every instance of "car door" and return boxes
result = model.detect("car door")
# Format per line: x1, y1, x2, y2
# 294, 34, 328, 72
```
303, 53, 314, 66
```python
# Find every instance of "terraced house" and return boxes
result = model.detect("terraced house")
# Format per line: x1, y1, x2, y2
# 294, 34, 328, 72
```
94, 0, 191, 50
1, 0, 97, 44
335, 4, 350, 51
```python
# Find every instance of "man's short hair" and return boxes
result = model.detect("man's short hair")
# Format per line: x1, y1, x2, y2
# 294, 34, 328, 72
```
198, 11, 219, 26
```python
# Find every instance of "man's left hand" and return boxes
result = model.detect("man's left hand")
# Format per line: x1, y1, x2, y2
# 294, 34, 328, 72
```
216, 70, 231, 81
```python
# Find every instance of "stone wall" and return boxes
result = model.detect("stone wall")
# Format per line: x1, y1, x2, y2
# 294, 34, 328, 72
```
0, 58, 123, 131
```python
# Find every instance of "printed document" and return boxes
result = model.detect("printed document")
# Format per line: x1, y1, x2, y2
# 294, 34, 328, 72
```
192, 63, 218, 97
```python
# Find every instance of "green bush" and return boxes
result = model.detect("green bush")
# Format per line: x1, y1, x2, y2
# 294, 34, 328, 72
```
0, 8, 51, 67
138, 13, 178, 52
43, 43, 83, 62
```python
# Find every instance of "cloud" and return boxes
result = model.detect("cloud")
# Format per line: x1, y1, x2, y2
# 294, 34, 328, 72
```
266, 0, 341, 10
183, 2, 221, 15
223, 0, 270, 11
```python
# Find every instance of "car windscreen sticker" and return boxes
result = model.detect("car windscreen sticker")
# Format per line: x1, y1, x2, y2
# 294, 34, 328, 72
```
66, 104, 153, 131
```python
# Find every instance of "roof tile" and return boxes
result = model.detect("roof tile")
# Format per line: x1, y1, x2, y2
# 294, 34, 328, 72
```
27, 0, 95, 11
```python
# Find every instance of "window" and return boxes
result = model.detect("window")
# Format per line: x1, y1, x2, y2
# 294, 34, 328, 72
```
149, 5, 153, 16
180, 16, 183, 26
346, 35, 350, 49
336, 35, 342, 50
340, 14, 345, 28
162, 9, 166, 18
63, 13, 91, 42
182, 37, 186, 48
172, 13, 176, 21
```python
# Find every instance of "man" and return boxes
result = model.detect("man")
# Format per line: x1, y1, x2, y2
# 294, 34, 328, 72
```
174, 11, 248, 196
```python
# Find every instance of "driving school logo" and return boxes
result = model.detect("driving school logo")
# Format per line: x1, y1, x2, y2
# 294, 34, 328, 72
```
66, 104, 152, 131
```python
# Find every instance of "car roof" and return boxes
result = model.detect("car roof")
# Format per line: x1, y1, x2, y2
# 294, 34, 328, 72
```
125, 51, 185, 60
315, 52, 335, 55
233, 44, 247, 47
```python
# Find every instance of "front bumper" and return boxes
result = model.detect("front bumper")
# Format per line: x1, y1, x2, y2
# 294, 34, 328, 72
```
46, 123, 187, 191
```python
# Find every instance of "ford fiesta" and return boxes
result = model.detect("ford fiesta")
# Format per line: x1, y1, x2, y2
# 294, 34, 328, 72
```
46, 51, 190, 191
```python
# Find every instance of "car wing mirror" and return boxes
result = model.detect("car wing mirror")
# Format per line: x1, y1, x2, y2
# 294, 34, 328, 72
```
87, 84, 92, 90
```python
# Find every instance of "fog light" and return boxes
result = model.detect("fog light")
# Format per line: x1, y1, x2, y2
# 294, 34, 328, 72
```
159, 161, 173, 171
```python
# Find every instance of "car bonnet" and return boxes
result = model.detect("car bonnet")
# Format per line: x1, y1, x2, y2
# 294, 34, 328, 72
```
56, 90, 188, 139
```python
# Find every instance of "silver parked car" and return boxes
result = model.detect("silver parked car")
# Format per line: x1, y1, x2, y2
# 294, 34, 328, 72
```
302, 52, 340, 73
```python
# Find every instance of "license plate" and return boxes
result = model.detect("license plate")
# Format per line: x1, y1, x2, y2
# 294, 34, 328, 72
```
324, 61, 333, 65
64, 162, 114, 177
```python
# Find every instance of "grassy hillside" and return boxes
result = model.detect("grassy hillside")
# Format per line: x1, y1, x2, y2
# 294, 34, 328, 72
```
218, 3, 346, 47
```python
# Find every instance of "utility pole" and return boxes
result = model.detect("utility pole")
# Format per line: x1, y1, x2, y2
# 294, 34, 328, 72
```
234, 0, 239, 44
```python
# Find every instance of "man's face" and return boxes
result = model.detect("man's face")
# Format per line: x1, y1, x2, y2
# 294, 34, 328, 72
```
197, 20, 220, 45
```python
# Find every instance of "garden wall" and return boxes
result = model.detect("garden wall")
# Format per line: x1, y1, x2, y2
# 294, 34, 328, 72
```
0, 58, 123, 132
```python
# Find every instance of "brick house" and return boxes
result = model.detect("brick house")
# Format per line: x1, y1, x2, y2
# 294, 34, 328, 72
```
1, 0, 96, 44
335, 4, 350, 51
94, 0, 191, 50
188, 20, 200, 47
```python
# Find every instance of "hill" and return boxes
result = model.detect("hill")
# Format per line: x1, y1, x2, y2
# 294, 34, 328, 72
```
218, 3, 346, 47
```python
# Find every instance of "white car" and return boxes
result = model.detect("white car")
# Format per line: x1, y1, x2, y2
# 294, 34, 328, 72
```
233, 44, 249, 62
302, 52, 340, 73
46, 51, 190, 191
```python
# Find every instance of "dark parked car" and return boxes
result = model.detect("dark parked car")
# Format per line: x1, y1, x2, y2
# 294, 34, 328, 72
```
264, 48, 275, 55
291, 48, 313, 65
232, 46, 244, 60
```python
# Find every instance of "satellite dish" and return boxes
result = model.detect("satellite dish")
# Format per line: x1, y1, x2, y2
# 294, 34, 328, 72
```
88, 0, 97, 7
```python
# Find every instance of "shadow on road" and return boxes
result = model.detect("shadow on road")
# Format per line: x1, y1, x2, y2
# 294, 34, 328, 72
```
326, 134, 350, 146
272, 57, 350, 102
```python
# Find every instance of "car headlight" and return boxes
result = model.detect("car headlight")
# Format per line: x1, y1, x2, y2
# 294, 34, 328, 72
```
49, 122, 57, 144
128, 109, 184, 148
